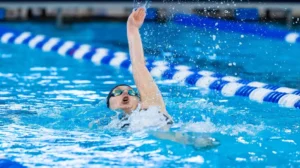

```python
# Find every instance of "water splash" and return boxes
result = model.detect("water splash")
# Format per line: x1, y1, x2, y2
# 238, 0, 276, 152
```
133, 0, 151, 10
106, 106, 169, 132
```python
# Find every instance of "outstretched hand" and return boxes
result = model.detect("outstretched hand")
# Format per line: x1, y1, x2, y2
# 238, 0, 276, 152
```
127, 7, 146, 29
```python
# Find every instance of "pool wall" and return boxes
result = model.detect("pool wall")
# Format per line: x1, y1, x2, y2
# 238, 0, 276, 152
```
0, 27, 299, 110
1, 1, 300, 27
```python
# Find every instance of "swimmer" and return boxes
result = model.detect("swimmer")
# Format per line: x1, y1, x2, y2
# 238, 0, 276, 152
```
91, 7, 219, 149
106, 7, 173, 129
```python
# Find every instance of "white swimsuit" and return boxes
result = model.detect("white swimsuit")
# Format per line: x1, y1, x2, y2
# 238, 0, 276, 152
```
118, 104, 173, 129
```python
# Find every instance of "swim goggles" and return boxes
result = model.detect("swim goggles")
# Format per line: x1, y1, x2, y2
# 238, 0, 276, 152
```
111, 89, 138, 97
106, 84, 140, 108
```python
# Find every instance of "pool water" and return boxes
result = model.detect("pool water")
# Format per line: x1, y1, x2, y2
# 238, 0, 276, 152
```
0, 20, 300, 167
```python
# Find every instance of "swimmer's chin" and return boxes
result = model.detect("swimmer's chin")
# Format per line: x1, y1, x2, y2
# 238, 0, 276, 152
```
115, 105, 135, 114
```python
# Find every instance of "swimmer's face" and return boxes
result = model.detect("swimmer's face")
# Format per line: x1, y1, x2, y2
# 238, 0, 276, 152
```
109, 86, 139, 114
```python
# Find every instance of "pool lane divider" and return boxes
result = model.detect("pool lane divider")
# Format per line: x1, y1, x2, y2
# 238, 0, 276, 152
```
0, 28, 299, 110
173, 13, 300, 44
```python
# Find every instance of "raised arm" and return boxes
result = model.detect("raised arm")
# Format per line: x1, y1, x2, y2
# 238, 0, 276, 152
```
127, 8, 170, 117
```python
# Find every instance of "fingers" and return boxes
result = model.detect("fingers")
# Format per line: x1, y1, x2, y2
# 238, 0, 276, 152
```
138, 13, 146, 21
135, 7, 145, 16
130, 7, 145, 22
137, 8, 146, 20
138, 7, 146, 14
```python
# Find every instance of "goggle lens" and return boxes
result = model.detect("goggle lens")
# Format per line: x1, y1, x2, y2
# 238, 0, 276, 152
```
112, 89, 138, 97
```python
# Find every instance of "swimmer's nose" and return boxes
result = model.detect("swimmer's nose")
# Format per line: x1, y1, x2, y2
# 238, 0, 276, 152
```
121, 90, 129, 96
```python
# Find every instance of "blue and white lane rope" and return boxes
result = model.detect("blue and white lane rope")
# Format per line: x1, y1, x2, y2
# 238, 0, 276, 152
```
0, 29, 299, 109
173, 13, 300, 44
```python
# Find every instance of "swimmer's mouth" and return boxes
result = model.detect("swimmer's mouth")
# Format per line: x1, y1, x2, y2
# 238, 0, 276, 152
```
122, 96, 129, 103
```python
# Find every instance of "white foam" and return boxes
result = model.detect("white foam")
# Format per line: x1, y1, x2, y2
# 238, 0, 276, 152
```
236, 157, 247, 162
30, 67, 56, 71
282, 139, 296, 144
60, 67, 68, 71
44, 90, 95, 95
96, 75, 111, 79
219, 123, 265, 136
183, 156, 204, 164
237, 137, 249, 144
57, 80, 70, 84
181, 114, 265, 136
182, 120, 217, 133
0, 91, 10, 95
103, 81, 117, 84
127, 106, 170, 132
72, 80, 91, 84
107, 106, 170, 132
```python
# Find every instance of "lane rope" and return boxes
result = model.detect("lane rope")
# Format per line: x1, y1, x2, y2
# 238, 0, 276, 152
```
0, 28, 299, 109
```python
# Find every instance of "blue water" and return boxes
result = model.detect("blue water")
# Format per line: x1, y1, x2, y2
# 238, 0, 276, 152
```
0, 20, 300, 167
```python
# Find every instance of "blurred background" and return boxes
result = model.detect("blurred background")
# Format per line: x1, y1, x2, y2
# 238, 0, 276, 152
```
0, 0, 300, 28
